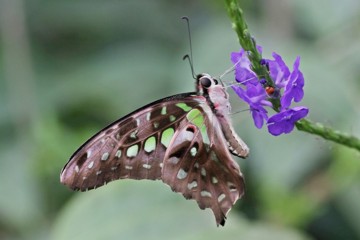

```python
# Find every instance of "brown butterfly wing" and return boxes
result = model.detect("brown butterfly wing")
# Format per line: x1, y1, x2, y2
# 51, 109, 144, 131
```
60, 93, 202, 191
162, 106, 245, 226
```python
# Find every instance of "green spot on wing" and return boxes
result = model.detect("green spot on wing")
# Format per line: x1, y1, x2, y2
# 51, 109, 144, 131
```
144, 136, 156, 153
187, 109, 210, 145
161, 106, 167, 115
176, 103, 192, 112
187, 109, 204, 129
169, 115, 176, 122
161, 128, 175, 148
127, 145, 139, 158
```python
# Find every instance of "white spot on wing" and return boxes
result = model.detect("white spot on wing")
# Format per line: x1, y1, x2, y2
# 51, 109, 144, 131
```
218, 193, 226, 203
125, 165, 133, 170
169, 157, 179, 164
142, 164, 151, 169
190, 147, 197, 157
96, 170, 102, 175
101, 152, 109, 161
115, 133, 121, 140
75, 165, 80, 173
201, 167, 206, 176
87, 161, 94, 169
200, 191, 212, 198
146, 112, 151, 121
212, 176, 218, 184
115, 150, 122, 158
130, 130, 138, 139
177, 169, 188, 179
187, 181, 198, 190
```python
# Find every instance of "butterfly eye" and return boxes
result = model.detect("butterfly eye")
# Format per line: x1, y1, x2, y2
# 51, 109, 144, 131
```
213, 79, 219, 85
200, 77, 212, 88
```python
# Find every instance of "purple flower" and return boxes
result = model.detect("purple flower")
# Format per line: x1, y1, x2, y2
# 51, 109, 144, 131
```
267, 107, 309, 136
281, 57, 304, 109
267, 53, 290, 88
232, 83, 271, 128
231, 46, 309, 136
231, 46, 262, 85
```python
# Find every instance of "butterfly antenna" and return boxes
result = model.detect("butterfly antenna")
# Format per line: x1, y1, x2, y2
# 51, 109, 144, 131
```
182, 16, 196, 79
218, 58, 241, 80
229, 108, 250, 116
224, 75, 265, 89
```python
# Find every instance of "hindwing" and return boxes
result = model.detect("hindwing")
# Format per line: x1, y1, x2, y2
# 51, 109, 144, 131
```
162, 105, 244, 226
61, 91, 245, 226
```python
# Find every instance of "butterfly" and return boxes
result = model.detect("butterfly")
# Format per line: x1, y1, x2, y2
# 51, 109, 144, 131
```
60, 73, 249, 226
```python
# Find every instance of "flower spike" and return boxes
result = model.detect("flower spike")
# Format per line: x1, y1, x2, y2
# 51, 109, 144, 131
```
231, 47, 309, 136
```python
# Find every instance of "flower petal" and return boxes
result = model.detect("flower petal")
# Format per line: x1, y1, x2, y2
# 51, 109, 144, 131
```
268, 52, 290, 88
252, 110, 265, 129
267, 107, 309, 136
290, 106, 309, 121
231, 51, 258, 85
281, 57, 304, 108
251, 103, 268, 128
232, 83, 269, 129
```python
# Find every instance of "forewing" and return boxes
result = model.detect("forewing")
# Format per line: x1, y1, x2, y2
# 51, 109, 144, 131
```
60, 93, 203, 191
162, 106, 245, 226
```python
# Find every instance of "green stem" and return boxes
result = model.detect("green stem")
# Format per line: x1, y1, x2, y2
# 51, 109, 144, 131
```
224, 0, 360, 152
224, 0, 273, 87
296, 119, 360, 151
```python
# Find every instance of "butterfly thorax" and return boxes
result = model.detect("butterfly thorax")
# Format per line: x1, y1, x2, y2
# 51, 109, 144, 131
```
197, 73, 249, 158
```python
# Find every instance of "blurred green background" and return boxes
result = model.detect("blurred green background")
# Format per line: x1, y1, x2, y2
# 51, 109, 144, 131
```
1, 0, 360, 239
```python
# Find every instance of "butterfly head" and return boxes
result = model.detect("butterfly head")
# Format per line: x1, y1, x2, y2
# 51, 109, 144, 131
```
196, 73, 222, 95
